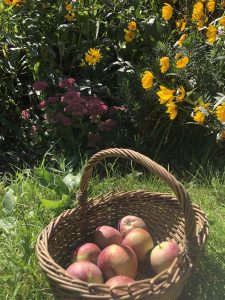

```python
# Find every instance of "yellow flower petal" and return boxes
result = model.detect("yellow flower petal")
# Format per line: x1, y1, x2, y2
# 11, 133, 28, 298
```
160, 56, 170, 73
176, 86, 185, 102
127, 21, 137, 31
124, 30, 135, 42
141, 71, 154, 90
176, 56, 189, 69
162, 3, 173, 21
166, 102, 177, 120
206, 25, 217, 44
85, 48, 102, 65
216, 103, 225, 122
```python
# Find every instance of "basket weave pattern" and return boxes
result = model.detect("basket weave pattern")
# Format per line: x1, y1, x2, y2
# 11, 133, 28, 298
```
36, 148, 208, 300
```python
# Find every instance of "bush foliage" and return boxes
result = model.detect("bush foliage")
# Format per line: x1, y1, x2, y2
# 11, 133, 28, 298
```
1, 0, 225, 166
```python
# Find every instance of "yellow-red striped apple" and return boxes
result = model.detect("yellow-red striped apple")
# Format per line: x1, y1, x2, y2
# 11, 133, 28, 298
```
97, 244, 138, 280
118, 215, 148, 237
122, 228, 154, 261
150, 241, 181, 274
73, 243, 101, 264
66, 261, 103, 283
94, 225, 123, 249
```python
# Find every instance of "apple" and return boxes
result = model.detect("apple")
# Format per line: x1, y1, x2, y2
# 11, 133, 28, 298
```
150, 241, 181, 274
97, 244, 138, 280
66, 261, 103, 283
93, 225, 123, 249
105, 275, 135, 295
122, 228, 154, 261
73, 243, 101, 264
118, 215, 148, 237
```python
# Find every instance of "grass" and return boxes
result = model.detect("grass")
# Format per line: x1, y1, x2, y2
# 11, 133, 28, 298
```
0, 163, 225, 300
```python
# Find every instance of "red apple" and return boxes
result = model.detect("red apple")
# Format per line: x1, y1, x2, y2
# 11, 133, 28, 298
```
150, 241, 181, 274
105, 275, 135, 295
97, 244, 138, 280
93, 225, 123, 249
122, 228, 154, 261
66, 261, 103, 283
118, 215, 148, 237
73, 243, 101, 264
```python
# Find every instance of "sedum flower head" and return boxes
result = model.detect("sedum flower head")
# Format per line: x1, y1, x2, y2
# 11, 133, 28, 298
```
176, 86, 185, 102
85, 48, 103, 65
176, 56, 189, 69
141, 71, 154, 90
162, 3, 173, 21
206, 25, 217, 44
166, 102, 177, 120
160, 56, 170, 73
127, 21, 137, 31
207, 0, 216, 13
157, 86, 176, 104
124, 30, 135, 42
216, 103, 225, 122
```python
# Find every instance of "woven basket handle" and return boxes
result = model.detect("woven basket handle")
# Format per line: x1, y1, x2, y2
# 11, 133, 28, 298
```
78, 148, 196, 243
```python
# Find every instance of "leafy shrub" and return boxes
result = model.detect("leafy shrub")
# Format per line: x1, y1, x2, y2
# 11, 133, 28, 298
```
1, 0, 225, 167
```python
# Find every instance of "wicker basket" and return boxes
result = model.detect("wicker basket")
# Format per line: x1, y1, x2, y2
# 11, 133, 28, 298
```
36, 148, 208, 300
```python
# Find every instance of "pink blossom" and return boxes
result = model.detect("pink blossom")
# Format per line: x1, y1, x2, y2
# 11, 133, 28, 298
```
98, 119, 116, 131
87, 133, 102, 147
86, 97, 108, 116
21, 109, 30, 120
37, 100, 47, 109
61, 91, 82, 104
32, 80, 48, 91
67, 100, 88, 117
59, 77, 76, 90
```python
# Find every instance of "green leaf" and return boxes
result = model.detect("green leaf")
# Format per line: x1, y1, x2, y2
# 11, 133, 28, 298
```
63, 173, 81, 190
40, 194, 69, 209
0, 217, 15, 233
2, 189, 17, 214
34, 168, 69, 196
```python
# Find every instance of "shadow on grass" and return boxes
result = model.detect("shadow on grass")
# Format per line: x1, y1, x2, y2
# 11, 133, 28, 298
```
178, 251, 225, 300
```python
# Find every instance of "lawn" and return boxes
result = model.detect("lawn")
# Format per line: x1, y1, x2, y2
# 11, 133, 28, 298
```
0, 165, 225, 299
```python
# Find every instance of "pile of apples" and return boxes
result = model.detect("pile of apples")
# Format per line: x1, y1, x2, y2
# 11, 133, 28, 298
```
66, 215, 181, 291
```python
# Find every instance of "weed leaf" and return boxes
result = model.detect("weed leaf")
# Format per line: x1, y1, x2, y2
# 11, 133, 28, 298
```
2, 188, 17, 214
34, 168, 69, 196
40, 194, 69, 209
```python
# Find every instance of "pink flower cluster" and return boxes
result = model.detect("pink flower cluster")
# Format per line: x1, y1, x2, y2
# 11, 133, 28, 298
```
98, 119, 116, 131
61, 92, 108, 117
48, 112, 73, 126
59, 77, 76, 90
21, 109, 30, 120
32, 80, 48, 91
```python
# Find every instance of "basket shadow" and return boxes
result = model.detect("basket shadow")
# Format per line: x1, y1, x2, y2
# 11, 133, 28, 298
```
178, 252, 225, 300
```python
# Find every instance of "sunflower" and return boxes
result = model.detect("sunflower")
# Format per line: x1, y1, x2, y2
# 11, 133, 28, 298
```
85, 48, 103, 65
